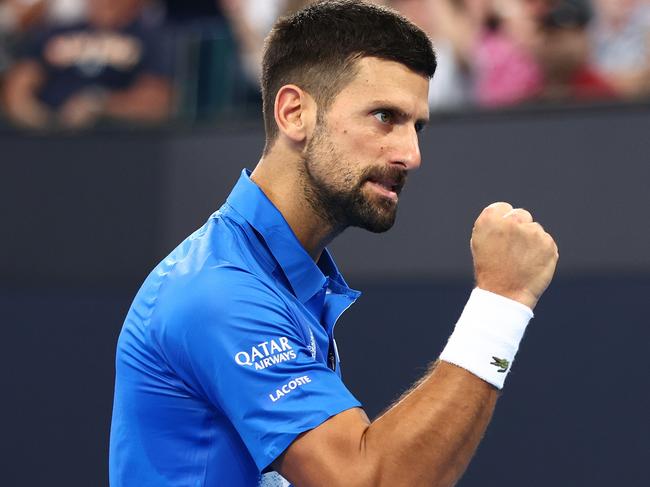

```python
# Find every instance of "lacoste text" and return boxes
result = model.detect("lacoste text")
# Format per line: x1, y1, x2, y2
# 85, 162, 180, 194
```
269, 376, 311, 402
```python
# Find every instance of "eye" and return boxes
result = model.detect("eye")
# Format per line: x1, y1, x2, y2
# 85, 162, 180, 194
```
373, 110, 392, 124
415, 121, 426, 134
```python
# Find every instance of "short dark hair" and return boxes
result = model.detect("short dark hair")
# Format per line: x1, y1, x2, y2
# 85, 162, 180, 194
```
261, 0, 437, 151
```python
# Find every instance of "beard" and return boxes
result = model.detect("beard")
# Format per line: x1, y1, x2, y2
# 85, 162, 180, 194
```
300, 122, 407, 234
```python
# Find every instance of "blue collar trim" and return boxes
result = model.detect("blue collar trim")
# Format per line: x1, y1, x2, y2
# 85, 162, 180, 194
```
226, 169, 359, 303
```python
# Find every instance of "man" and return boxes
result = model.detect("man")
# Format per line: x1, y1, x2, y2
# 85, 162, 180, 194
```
109, 1, 558, 486
2, 0, 172, 129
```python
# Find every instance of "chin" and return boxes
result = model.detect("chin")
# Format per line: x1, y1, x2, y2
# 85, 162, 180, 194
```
354, 206, 398, 233
362, 222, 395, 233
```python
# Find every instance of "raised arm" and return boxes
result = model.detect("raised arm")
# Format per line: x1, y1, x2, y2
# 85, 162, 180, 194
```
101, 74, 173, 122
274, 202, 559, 487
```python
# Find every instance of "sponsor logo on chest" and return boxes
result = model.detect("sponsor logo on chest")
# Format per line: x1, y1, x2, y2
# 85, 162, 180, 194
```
234, 337, 297, 370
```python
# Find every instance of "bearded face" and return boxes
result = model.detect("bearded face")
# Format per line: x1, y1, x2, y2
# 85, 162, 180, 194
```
291, 58, 428, 235
300, 119, 407, 234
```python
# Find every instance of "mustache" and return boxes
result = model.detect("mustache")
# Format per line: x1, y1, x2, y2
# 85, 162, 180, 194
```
360, 165, 408, 194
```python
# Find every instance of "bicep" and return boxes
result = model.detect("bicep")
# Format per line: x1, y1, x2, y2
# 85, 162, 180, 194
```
274, 407, 377, 487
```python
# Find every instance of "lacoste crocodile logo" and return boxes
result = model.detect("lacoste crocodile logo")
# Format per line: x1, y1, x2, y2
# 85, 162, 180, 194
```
490, 356, 509, 373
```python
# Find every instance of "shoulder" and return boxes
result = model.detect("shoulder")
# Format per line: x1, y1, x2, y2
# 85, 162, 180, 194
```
173, 263, 283, 312
156, 257, 292, 338
136, 212, 292, 340
161, 213, 279, 308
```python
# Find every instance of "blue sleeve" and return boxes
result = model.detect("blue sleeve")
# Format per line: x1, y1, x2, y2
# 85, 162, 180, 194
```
158, 267, 361, 471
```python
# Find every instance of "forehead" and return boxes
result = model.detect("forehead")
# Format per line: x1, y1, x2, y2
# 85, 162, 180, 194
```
329, 57, 430, 118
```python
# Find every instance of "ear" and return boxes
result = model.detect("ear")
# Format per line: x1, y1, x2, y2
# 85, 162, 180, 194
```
273, 84, 316, 144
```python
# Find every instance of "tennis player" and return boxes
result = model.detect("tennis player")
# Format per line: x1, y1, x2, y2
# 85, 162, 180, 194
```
109, 1, 558, 486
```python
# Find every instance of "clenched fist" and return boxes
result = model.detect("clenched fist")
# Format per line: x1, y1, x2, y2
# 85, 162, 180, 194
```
471, 202, 558, 310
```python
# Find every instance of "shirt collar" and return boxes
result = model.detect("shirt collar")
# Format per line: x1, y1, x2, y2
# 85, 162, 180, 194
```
226, 169, 354, 303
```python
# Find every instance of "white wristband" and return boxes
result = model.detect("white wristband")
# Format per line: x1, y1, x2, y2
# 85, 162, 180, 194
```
439, 288, 533, 389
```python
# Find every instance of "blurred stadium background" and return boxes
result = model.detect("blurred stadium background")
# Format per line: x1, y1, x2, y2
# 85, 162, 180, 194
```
2, 0, 649, 486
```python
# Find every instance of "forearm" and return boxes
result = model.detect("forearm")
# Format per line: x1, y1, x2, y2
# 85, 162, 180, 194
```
5, 90, 51, 127
361, 361, 497, 486
359, 287, 534, 485
431, 0, 479, 63
104, 77, 172, 122
3, 61, 50, 128
279, 361, 497, 487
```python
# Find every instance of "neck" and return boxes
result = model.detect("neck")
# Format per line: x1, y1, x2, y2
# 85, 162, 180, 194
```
250, 145, 342, 261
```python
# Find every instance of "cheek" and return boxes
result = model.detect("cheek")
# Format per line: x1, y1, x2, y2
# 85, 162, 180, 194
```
341, 128, 385, 162
319, 121, 386, 182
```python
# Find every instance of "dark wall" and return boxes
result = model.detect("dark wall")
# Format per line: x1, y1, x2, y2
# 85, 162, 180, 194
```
337, 276, 650, 487
2, 104, 649, 486
157, 106, 650, 279
4, 104, 650, 286
3, 277, 648, 487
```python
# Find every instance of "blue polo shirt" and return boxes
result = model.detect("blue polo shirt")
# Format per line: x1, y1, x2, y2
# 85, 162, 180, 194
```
109, 170, 362, 486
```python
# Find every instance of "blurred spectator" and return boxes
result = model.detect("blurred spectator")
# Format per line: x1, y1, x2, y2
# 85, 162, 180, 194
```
219, 0, 286, 85
219, 0, 385, 86
0, 0, 47, 33
1, 1, 47, 81
540, 0, 615, 102
426, 0, 547, 108
589, 0, 650, 99
1, 0, 86, 83
423, 0, 616, 109
473, 0, 549, 107
434, 0, 552, 107
391, 0, 472, 110
213, 0, 323, 117
2, 0, 173, 130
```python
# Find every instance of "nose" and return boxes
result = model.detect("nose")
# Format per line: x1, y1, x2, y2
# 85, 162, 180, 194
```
392, 124, 421, 171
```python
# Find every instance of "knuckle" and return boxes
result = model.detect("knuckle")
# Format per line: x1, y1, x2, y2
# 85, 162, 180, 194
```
517, 208, 533, 221
482, 202, 513, 218
525, 222, 545, 238
503, 208, 533, 224
487, 201, 513, 211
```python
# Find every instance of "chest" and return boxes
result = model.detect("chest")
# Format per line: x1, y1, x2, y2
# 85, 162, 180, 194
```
286, 284, 356, 377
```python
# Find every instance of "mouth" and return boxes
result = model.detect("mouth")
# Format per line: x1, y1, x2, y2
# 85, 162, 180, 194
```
366, 180, 399, 202
365, 171, 405, 203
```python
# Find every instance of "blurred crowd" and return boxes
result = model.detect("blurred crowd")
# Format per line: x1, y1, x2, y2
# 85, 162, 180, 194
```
1, 0, 649, 130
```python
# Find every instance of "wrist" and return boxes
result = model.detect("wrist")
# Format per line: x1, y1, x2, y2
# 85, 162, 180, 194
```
439, 288, 533, 389
474, 282, 539, 310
